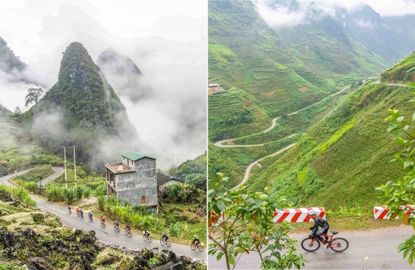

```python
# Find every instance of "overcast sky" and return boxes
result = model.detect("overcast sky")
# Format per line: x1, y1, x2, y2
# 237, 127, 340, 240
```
0, 0, 207, 168
255, 0, 415, 27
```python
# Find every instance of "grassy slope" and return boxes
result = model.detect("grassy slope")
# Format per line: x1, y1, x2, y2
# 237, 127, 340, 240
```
208, 0, 331, 141
382, 52, 415, 82
209, 88, 270, 141
0, 115, 61, 176
248, 82, 415, 213
276, 22, 386, 85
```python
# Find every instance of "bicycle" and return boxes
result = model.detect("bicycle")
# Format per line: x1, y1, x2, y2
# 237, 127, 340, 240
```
160, 237, 171, 248
191, 241, 204, 252
114, 225, 120, 233
301, 231, 349, 252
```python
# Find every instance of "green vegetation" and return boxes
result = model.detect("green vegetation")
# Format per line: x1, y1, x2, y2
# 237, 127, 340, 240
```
97, 196, 206, 243
12, 165, 53, 193
0, 184, 35, 206
381, 52, 415, 82
209, 88, 270, 141
248, 82, 415, 212
377, 106, 415, 265
0, 186, 205, 269
209, 174, 304, 269
169, 152, 207, 189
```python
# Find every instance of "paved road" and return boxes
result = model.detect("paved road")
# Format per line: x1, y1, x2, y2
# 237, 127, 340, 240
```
232, 143, 297, 190
0, 169, 206, 260
209, 226, 414, 269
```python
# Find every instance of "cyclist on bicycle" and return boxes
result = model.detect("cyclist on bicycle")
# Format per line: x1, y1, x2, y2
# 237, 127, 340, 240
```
143, 228, 151, 238
125, 224, 131, 234
192, 235, 201, 246
68, 205, 71, 214
88, 211, 93, 222
309, 210, 329, 247
161, 232, 169, 242
114, 219, 120, 231
100, 215, 106, 225
79, 208, 84, 219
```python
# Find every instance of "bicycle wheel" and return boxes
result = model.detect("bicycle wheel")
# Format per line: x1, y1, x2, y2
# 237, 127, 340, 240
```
301, 237, 320, 252
198, 245, 204, 252
191, 243, 196, 250
329, 238, 349, 252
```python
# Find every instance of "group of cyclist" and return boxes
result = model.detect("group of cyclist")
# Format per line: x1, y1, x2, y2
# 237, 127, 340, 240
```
67, 205, 202, 251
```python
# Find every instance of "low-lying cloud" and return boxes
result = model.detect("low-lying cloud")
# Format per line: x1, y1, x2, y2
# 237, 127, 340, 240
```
254, 0, 415, 28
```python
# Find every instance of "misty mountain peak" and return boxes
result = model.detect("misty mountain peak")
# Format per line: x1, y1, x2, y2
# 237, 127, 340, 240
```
350, 4, 383, 25
58, 42, 98, 84
0, 36, 26, 74
97, 49, 142, 76
37, 41, 126, 131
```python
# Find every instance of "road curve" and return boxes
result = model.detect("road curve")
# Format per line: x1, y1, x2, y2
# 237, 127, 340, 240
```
209, 225, 413, 269
216, 85, 351, 188
0, 168, 206, 260
232, 143, 297, 190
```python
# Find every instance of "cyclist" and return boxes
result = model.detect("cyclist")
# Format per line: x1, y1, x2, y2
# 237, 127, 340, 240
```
192, 235, 201, 246
143, 228, 151, 239
125, 224, 132, 235
88, 211, 93, 222
161, 232, 169, 242
68, 205, 72, 214
309, 210, 330, 247
79, 209, 84, 219
114, 219, 120, 231
100, 215, 106, 226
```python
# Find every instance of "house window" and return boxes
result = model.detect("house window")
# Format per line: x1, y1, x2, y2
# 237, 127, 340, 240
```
141, 195, 146, 204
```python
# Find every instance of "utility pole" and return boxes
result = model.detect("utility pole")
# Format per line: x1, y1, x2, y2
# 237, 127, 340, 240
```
63, 146, 67, 189
73, 146, 77, 186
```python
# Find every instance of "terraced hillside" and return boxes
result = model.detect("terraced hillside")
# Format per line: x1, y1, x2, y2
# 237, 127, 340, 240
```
209, 0, 333, 141
247, 76, 415, 212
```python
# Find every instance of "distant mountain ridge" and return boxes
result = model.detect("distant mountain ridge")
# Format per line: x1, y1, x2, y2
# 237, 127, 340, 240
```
0, 36, 26, 74
97, 49, 151, 102
261, 0, 415, 63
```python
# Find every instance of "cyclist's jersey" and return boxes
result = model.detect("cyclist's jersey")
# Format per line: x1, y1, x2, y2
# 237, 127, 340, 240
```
311, 217, 329, 230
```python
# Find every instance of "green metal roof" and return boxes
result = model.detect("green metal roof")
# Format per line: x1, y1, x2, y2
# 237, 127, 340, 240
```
121, 151, 155, 161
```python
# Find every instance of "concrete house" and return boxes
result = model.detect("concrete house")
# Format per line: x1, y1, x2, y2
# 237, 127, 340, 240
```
105, 151, 158, 207
156, 173, 183, 193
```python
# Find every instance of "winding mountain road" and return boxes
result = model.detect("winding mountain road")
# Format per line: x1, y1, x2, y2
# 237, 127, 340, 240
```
0, 168, 206, 260
209, 226, 414, 269
215, 85, 352, 188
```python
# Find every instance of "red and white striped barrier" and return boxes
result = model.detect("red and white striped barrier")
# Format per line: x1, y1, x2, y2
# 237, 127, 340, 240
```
373, 205, 414, 220
273, 207, 326, 223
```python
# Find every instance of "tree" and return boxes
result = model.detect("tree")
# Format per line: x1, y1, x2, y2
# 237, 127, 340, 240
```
208, 173, 304, 270
377, 108, 415, 264
25, 87, 43, 107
